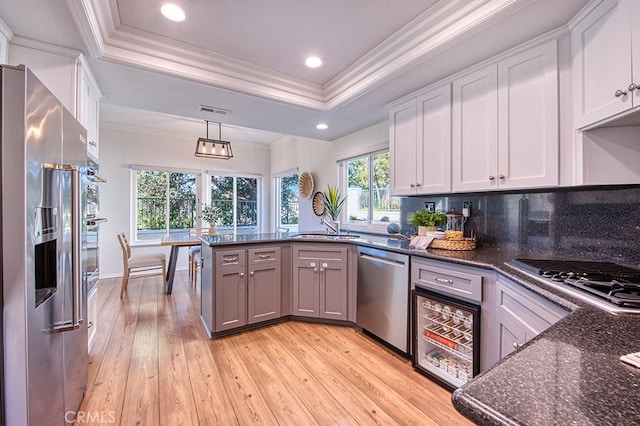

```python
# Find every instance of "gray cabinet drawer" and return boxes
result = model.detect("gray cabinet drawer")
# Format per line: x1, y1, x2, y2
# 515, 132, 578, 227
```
248, 246, 280, 264
412, 258, 482, 302
293, 244, 347, 264
496, 275, 568, 337
216, 249, 246, 268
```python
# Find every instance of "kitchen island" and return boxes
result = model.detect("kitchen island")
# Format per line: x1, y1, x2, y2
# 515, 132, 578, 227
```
199, 232, 640, 425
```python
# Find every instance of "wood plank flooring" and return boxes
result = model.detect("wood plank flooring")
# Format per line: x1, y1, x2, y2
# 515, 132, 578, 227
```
77, 271, 473, 425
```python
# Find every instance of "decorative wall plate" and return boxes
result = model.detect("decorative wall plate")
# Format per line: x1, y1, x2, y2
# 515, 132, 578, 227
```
298, 172, 314, 199
312, 191, 325, 216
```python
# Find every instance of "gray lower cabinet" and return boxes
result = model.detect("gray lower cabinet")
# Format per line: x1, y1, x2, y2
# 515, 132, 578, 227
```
201, 244, 282, 336
494, 274, 569, 360
292, 244, 348, 320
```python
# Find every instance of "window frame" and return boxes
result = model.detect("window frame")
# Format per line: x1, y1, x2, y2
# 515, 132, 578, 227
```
274, 169, 299, 232
130, 165, 202, 244
339, 149, 399, 234
206, 171, 262, 234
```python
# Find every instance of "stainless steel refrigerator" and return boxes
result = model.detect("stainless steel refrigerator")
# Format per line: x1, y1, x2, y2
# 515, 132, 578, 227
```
1, 65, 88, 425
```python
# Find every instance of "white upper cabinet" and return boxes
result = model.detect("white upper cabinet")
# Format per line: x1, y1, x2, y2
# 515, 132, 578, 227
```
389, 83, 451, 196
572, 0, 638, 128
452, 64, 499, 192
452, 40, 559, 192
9, 41, 101, 160
497, 41, 559, 189
77, 57, 102, 161
416, 84, 452, 194
389, 100, 418, 195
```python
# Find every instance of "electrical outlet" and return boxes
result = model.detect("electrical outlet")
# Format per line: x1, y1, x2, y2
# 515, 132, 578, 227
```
463, 201, 471, 217
424, 202, 435, 213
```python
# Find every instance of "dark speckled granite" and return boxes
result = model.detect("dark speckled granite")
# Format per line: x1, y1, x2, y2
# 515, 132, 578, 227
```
452, 308, 640, 425
400, 185, 640, 268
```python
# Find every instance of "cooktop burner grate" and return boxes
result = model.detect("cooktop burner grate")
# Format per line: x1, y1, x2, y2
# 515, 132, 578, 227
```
510, 259, 640, 311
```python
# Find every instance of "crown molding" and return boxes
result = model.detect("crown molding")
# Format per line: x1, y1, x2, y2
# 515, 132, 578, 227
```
0, 16, 14, 41
71, 0, 540, 111
10, 36, 82, 58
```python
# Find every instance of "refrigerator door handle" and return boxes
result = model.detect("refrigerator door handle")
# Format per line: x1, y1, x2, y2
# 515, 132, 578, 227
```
47, 164, 83, 332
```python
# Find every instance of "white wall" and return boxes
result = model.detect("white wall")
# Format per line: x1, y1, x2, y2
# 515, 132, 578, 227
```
270, 134, 335, 232
269, 121, 389, 233
99, 122, 271, 277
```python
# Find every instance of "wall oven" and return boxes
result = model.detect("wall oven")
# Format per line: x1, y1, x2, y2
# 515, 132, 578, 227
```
85, 163, 107, 292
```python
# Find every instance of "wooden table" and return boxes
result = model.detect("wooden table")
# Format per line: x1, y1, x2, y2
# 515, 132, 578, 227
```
160, 235, 201, 295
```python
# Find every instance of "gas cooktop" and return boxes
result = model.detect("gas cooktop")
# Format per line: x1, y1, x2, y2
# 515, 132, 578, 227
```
508, 259, 640, 314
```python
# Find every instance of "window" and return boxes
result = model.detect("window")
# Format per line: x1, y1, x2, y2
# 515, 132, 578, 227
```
343, 151, 400, 227
275, 172, 299, 231
209, 175, 260, 234
135, 169, 197, 241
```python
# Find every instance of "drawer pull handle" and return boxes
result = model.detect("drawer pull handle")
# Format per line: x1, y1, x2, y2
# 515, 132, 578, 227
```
434, 276, 454, 284
257, 254, 271, 259
224, 256, 238, 262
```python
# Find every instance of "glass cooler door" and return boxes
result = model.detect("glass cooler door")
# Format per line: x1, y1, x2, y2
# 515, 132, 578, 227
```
412, 288, 480, 390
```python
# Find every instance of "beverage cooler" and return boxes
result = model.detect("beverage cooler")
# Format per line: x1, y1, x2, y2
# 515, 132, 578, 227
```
412, 287, 480, 390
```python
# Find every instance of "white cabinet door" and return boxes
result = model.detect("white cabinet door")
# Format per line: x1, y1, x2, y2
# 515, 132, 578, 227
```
77, 59, 101, 161
632, 0, 640, 107
416, 84, 451, 194
452, 64, 498, 192
497, 40, 558, 189
572, 0, 633, 128
389, 100, 418, 195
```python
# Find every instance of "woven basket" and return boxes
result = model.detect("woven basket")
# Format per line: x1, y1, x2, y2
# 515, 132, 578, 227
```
429, 238, 476, 251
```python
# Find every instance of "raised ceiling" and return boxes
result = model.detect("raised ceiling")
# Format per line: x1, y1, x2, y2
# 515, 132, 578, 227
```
0, 0, 590, 142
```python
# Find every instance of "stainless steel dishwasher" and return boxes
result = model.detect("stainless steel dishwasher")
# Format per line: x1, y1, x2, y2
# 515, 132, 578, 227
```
356, 246, 410, 354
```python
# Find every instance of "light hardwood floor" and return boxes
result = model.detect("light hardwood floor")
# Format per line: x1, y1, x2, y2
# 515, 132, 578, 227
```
77, 271, 474, 425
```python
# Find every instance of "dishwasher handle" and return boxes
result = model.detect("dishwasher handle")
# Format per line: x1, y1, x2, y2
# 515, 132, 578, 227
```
359, 253, 406, 268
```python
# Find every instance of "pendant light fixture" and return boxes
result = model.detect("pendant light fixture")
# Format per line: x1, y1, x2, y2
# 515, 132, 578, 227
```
194, 120, 234, 160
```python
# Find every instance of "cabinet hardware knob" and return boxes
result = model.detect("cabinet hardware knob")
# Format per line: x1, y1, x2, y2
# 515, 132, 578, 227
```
320, 268, 324, 272
88, 321, 94, 329
512, 341, 522, 349
416, 183, 422, 187
240, 272, 245, 277
488, 175, 496, 182
629, 83, 639, 92
615, 89, 628, 97
499, 174, 506, 181
434, 276, 454, 284
410, 183, 416, 188
250, 271, 254, 276
314, 268, 318, 272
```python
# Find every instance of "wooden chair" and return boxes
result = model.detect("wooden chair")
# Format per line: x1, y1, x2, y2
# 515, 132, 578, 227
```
117, 232, 166, 298
188, 227, 215, 286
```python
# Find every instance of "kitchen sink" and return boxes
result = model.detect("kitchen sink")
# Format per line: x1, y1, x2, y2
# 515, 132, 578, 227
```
292, 233, 360, 240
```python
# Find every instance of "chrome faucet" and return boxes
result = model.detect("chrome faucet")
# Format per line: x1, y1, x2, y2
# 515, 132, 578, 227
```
320, 218, 339, 234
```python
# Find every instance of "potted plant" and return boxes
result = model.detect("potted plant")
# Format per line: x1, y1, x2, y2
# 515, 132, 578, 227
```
199, 203, 218, 234
322, 184, 346, 222
408, 209, 446, 236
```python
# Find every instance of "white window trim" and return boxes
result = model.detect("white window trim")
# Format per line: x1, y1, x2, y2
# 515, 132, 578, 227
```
273, 168, 299, 232
206, 172, 262, 233
339, 149, 397, 235
130, 166, 202, 244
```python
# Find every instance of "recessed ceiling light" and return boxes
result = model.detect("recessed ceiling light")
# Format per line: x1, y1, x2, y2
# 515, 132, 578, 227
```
161, 4, 186, 22
316, 123, 328, 130
305, 56, 322, 68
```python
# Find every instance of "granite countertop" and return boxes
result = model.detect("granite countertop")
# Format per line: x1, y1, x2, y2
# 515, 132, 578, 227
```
201, 231, 640, 425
